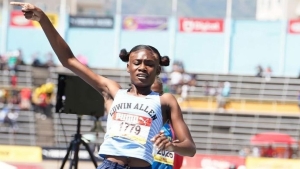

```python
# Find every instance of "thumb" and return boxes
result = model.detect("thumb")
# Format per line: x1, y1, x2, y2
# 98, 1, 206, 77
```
173, 139, 180, 143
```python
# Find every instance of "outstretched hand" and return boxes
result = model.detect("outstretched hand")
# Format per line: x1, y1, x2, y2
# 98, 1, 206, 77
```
10, 2, 43, 22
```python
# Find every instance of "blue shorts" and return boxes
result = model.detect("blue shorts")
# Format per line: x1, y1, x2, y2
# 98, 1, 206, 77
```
97, 159, 151, 169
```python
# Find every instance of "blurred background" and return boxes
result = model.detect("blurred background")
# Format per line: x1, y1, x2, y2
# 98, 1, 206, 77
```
1, 0, 300, 169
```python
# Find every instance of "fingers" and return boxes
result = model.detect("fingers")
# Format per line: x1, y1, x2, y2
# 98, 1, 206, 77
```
150, 130, 164, 142
150, 134, 160, 142
10, 2, 26, 6
157, 136, 171, 149
23, 11, 33, 17
22, 11, 35, 20
173, 139, 180, 143
10, 2, 35, 11
152, 135, 170, 149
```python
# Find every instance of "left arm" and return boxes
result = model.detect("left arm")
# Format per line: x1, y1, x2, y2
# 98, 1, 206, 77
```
152, 93, 196, 157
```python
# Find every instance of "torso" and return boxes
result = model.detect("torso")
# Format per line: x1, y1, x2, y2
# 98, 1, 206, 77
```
99, 89, 164, 166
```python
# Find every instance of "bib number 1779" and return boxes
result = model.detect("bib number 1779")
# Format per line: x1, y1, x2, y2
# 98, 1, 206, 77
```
119, 122, 141, 135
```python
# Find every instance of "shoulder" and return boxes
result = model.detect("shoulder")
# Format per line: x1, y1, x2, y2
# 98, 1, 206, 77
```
160, 93, 177, 106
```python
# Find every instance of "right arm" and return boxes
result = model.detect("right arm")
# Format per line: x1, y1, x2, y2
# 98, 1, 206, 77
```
11, 2, 120, 97
39, 16, 120, 97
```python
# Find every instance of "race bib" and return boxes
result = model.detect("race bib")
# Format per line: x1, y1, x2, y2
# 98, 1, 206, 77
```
153, 122, 175, 165
108, 112, 152, 144
154, 149, 175, 165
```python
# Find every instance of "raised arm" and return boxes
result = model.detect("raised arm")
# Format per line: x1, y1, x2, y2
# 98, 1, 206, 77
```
162, 93, 196, 156
10, 2, 120, 97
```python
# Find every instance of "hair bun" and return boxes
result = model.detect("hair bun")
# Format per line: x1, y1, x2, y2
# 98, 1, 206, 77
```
160, 56, 170, 66
119, 49, 129, 62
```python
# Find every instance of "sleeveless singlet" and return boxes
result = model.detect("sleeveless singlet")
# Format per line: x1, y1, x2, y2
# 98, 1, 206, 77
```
99, 89, 163, 165
152, 122, 175, 169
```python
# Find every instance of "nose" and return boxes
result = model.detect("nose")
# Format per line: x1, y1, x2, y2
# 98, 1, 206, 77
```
138, 63, 146, 71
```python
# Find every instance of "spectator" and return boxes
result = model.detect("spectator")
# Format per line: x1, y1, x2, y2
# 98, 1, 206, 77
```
252, 146, 261, 157
7, 51, 18, 72
6, 108, 19, 132
222, 81, 231, 97
284, 145, 294, 159
216, 82, 231, 112
178, 70, 192, 102
203, 81, 211, 96
20, 88, 32, 110
15, 48, 25, 66
261, 144, 275, 157
160, 68, 170, 93
0, 105, 19, 132
44, 52, 55, 67
188, 74, 197, 94
255, 65, 263, 77
0, 54, 6, 70
32, 82, 55, 119
31, 52, 43, 67
216, 82, 225, 111
10, 71, 18, 87
169, 65, 183, 94
264, 66, 272, 81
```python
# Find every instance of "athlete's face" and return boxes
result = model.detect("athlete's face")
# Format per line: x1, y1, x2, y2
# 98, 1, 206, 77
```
127, 49, 161, 87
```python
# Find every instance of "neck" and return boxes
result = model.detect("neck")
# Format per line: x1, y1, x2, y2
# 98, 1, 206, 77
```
128, 84, 152, 96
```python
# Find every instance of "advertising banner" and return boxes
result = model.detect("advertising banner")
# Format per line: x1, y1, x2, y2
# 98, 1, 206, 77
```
0, 145, 42, 163
288, 20, 300, 34
10, 11, 58, 28
179, 18, 224, 33
69, 16, 114, 28
246, 157, 300, 169
122, 16, 168, 31
181, 154, 246, 169
42, 147, 102, 161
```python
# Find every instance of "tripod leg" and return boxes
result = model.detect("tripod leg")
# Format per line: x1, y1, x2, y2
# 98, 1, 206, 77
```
60, 141, 74, 169
81, 140, 98, 167
73, 139, 80, 169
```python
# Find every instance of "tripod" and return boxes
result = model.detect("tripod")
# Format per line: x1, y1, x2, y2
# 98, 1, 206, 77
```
60, 115, 98, 169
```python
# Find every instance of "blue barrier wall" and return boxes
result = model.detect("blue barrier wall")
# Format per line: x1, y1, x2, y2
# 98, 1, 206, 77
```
67, 28, 115, 68
230, 20, 283, 75
3, 17, 300, 77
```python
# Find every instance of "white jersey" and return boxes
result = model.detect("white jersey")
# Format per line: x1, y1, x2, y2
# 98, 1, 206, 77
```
99, 89, 163, 164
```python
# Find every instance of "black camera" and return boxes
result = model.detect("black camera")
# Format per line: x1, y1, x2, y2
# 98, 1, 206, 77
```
55, 74, 105, 117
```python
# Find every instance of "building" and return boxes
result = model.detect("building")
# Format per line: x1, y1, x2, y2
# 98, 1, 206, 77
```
256, 0, 300, 20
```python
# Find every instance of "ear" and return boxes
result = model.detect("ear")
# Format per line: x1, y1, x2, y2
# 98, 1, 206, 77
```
127, 63, 130, 73
156, 66, 161, 75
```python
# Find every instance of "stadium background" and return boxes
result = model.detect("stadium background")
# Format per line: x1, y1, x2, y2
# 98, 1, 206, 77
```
1, 0, 300, 169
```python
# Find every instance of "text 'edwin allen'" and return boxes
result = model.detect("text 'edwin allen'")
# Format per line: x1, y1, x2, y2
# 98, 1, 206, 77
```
109, 103, 157, 120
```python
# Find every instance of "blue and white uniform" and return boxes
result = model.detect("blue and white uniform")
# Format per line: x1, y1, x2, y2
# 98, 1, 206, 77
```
99, 89, 163, 165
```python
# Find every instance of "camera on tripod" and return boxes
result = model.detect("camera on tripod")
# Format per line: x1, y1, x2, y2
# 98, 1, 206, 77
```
56, 73, 105, 117
55, 73, 105, 169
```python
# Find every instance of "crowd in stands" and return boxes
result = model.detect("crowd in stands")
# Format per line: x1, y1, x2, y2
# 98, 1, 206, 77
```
0, 48, 56, 130
202, 81, 231, 111
0, 49, 25, 73
0, 81, 55, 132
255, 65, 273, 81
162, 60, 197, 101
0, 49, 57, 72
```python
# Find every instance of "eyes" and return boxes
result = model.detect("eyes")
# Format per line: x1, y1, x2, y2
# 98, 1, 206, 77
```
132, 60, 155, 67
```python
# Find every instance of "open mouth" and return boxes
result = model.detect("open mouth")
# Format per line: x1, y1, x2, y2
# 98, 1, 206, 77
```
137, 73, 148, 80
